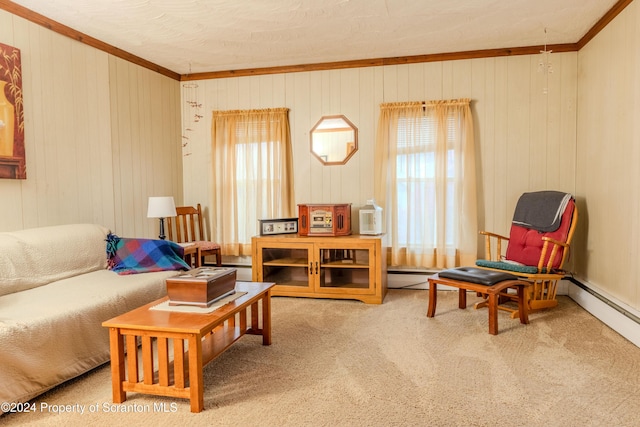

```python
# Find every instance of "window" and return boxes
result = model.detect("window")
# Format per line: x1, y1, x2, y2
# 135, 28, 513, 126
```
211, 108, 295, 256
234, 139, 287, 242
395, 115, 458, 247
374, 100, 477, 268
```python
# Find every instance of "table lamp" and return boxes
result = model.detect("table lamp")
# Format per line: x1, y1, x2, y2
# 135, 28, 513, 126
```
147, 196, 176, 240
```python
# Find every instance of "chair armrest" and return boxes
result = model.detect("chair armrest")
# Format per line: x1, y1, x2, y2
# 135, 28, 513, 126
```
538, 237, 570, 271
479, 230, 510, 240
479, 230, 510, 261
541, 236, 569, 248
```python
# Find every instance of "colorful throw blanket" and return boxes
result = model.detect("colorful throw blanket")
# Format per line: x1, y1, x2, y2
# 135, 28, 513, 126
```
106, 233, 190, 275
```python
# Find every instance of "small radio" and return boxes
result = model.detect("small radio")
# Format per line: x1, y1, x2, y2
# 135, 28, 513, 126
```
298, 203, 351, 236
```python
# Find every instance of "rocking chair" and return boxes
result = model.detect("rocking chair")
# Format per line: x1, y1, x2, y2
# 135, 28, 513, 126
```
474, 191, 578, 317
426, 191, 577, 334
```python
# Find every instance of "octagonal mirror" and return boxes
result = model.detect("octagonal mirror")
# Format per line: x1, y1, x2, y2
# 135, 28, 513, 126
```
310, 115, 358, 165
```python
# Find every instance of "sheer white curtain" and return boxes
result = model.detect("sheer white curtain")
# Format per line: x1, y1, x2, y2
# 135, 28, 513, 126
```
374, 99, 477, 268
211, 108, 295, 256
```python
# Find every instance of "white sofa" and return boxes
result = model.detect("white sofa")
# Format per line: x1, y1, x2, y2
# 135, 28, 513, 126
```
0, 223, 180, 407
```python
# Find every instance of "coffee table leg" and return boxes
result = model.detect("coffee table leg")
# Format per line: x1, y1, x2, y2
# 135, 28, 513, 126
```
108, 328, 126, 403
188, 334, 204, 413
262, 291, 272, 345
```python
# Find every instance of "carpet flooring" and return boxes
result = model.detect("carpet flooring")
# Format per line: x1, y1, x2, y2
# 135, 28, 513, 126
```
3, 289, 640, 426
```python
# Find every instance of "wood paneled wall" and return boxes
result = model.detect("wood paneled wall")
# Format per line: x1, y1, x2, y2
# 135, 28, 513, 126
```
3, 2, 639, 314
182, 53, 577, 257
576, 1, 640, 310
0, 10, 182, 237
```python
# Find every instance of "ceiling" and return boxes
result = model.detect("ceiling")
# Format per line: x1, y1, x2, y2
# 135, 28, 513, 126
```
8, 0, 622, 76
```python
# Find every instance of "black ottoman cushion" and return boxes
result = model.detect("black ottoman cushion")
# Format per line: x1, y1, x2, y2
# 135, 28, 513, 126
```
438, 267, 519, 286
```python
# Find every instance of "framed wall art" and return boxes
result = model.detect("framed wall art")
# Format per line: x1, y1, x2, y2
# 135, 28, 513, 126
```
0, 42, 25, 179
259, 218, 299, 236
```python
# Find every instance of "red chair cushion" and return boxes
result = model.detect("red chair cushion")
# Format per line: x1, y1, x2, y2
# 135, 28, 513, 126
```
505, 199, 574, 270
194, 241, 221, 251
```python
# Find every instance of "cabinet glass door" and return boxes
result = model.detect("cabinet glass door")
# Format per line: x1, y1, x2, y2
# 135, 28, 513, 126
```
259, 243, 314, 292
316, 246, 374, 294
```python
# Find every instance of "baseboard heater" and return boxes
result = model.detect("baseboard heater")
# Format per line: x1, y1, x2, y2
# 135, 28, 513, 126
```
389, 269, 640, 327
566, 276, 640, 325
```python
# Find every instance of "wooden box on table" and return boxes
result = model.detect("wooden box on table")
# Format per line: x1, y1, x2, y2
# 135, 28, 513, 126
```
166, 267, 237, 307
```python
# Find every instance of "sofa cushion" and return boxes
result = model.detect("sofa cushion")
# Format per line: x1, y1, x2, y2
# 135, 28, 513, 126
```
0, 224, 109, 297
0, 268, 178, 405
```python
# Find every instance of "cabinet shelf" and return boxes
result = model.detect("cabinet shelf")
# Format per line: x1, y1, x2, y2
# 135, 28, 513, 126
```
252, 234, 387, 304
322, 261, 369, 268
263, 257, 308, 267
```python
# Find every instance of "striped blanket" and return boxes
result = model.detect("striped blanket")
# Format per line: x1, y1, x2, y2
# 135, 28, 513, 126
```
106, 233, 190, 275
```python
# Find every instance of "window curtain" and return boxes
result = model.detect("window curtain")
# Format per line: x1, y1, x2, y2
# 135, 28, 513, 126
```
374, 99, 477, 269
211, 108, 295, 256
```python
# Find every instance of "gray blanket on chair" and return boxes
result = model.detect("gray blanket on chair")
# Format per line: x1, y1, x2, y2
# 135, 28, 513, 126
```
512, 191, 572, 232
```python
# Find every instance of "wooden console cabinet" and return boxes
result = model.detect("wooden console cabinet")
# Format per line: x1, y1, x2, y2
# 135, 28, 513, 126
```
251, 234, 387, 304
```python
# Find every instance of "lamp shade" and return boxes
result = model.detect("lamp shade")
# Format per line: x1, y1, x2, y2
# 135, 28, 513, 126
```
147, 196, 177, 218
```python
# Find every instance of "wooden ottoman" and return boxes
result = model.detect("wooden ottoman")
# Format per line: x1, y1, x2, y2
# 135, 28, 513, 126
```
427, 267, 531, 335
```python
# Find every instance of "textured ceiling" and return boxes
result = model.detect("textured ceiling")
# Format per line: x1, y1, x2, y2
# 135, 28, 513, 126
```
9, 0, 620, 75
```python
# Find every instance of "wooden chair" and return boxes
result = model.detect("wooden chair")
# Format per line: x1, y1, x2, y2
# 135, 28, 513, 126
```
474, 191, 578, 317
166, 203, 222, 267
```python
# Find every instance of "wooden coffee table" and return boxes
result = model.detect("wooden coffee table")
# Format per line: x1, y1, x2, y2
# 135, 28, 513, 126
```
102, 281, 275, 413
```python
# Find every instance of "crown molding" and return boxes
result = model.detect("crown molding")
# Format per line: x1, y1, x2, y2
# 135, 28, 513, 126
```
0, 0, 180, 80
180, 44, 578, 81
0, 0, 632, 82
